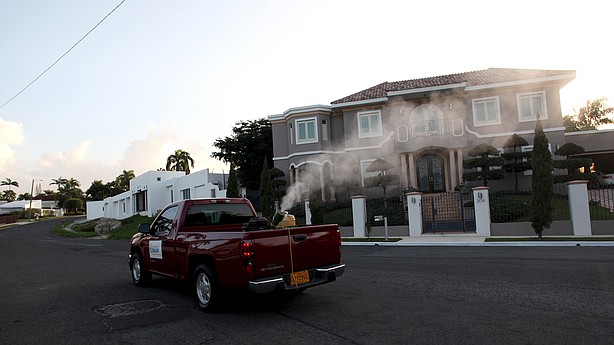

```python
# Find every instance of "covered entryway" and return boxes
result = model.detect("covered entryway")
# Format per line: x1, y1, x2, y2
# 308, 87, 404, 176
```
416, 155, 445, 193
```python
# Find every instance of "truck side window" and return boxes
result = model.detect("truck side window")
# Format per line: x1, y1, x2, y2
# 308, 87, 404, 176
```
152, 205, 178, 237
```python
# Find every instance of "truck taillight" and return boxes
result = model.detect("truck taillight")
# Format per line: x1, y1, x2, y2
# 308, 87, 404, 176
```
240, 240, 255, 259
240, 240, 255, 273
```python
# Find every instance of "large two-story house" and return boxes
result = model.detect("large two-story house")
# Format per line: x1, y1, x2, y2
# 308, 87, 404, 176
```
269, 68, 591, 201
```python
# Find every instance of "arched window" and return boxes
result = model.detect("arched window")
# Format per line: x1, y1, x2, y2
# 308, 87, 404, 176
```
410, 104, 444, 137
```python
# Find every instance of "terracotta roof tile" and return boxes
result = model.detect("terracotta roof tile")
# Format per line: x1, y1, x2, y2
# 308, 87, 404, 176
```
331, 68, 575, 105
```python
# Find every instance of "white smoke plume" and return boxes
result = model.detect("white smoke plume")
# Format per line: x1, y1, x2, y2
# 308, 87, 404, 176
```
280, 182, 305, 211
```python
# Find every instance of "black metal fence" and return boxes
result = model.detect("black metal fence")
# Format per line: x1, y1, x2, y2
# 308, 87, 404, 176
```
490, 184, 570, 223
587, 186, 614, 220
284, 183, 613, 227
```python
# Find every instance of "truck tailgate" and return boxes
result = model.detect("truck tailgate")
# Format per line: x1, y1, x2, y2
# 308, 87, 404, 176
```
245, 225, 341, 279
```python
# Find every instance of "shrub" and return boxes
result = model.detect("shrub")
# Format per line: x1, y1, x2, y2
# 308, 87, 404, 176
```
490, 198, 531, 223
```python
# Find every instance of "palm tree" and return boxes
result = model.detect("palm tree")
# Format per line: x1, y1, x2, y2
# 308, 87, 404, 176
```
115, 170, 135, 192
166, 149, 195, 174
1, 178, 19, 190
50, 177, 68, 193
17, 193, 32, 201
1, 190, 17, 202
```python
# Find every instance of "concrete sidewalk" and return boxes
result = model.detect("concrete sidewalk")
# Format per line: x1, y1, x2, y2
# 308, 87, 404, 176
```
342, 234, 614, 247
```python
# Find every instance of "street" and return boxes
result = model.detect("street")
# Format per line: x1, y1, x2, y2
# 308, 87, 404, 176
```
1, 219, 613, 344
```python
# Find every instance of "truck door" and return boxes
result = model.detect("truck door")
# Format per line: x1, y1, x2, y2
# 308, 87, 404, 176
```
146, 205, 179, 277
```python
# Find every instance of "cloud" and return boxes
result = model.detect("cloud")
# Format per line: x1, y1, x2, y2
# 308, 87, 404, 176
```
117, 124, 180, 174
0, 117, 24, 172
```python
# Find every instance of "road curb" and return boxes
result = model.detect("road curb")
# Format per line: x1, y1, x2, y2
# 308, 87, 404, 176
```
342, 241, 614, 247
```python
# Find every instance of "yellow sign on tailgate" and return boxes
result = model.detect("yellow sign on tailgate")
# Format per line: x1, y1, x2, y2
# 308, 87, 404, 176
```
290, 270, 310, 285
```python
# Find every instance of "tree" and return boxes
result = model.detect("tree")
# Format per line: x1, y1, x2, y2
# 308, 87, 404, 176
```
462, 144, 505, 186
259, 158, 275, 220
564, 97, 613, 132
531, 119, 554, 238
502, 134, 530, 192
50, 177, 68, 193
211, 118, 273, 190
270, 167, 287, 201
1, 178, 19, 190
364, 158, 400, 208
1, 190, 16, 202
308, 188, 324, 224
115, 170, 135, 192
63, 198, 83, 214
17, 193, 32, 201
166, 149, 195, 174
552, 143, 594, 184
85, 180, 110, 201
225, 164, 240, 198
50, 177, 83, 208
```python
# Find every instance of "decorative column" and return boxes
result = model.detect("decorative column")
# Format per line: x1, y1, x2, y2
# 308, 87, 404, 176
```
567, 180, 591, 236
449, 149, 457, 190
406, 192, 422, 236
472, 186, 491, 237
400, 154, 409, 190
319, 165, 325, 201
351, 195, 367, 237
456, 148, 464, 184
408, 152, 417, 188
305, 200, 312, 225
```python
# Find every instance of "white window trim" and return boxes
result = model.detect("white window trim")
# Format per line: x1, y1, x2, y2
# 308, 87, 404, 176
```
360, 159, 377, 187
295, 117, 318, 144
472, 96, 501, 127
357, 110, 383, 138
517, 91, 548, 122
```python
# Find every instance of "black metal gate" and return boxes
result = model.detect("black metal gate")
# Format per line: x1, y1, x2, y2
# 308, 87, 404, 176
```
422, 192, 475, 232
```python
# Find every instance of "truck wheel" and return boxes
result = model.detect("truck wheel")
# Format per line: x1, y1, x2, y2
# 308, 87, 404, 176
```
130, 252, 151, 286
194, 264, 219, 311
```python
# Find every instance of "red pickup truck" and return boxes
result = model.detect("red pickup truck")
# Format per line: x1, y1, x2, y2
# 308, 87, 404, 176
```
129, 198, 345, 311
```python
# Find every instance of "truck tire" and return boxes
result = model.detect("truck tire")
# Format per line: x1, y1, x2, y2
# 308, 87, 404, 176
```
194, 264, 219, 311
130, 252, 151, 286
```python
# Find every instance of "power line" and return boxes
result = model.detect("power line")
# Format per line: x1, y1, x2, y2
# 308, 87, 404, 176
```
0, 0, 127, 111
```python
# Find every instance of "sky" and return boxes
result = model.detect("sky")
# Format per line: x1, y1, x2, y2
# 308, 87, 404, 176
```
1, 0, 612, 196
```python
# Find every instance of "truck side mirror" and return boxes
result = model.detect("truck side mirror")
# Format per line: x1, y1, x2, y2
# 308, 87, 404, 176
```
138, 223, 151, 234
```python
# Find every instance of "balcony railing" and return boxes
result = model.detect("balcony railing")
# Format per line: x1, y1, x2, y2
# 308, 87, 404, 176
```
410, 119, 447, 137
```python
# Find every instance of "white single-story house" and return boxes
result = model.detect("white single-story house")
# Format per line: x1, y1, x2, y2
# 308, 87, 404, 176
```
86, 168, 227, 220
0, 199, 43, 213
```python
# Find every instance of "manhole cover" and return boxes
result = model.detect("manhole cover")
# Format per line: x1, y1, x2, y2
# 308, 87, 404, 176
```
94, 300, 164, 317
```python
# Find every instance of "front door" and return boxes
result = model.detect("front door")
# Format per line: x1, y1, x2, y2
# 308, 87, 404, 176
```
417, 155, 445, 193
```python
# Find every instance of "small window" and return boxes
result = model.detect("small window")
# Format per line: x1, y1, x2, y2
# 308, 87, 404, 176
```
472, 97, 501, 126
518, 91, 547, 122
181, 188, 191, 200
358, 110, 382, 138
295, 118, 318, 144
322, 120, 328, 141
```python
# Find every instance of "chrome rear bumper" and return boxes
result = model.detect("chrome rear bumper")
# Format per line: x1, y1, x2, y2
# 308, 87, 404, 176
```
249, 263, 346, 294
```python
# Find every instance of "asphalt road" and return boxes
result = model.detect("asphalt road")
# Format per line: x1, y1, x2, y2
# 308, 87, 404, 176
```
1, 219, 613, 345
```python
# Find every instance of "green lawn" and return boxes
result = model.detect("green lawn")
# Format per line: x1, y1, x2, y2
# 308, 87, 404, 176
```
51, 215, 154, 240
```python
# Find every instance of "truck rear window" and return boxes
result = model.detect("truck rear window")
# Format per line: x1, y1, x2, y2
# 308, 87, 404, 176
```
184, 203, 254, 227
